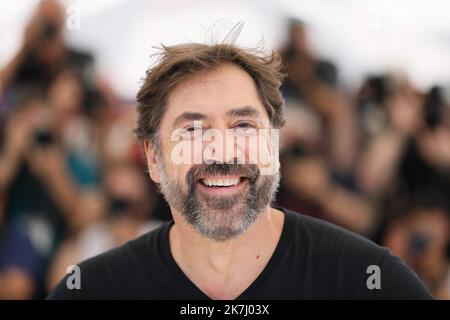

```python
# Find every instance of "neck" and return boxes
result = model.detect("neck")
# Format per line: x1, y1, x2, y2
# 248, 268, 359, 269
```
169, 206, 284, 282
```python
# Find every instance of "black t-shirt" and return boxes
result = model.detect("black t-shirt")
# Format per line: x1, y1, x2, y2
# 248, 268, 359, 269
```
47, 208, 433, 299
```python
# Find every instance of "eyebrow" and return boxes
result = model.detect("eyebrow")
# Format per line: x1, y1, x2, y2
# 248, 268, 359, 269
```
171, 106, 265, 129
226, 106, 263, 120
172, 112, 207, 129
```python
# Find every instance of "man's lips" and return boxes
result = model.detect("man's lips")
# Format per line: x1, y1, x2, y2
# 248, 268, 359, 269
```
195, 176, 249, 195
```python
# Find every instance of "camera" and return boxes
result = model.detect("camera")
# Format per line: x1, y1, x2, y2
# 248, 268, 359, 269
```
40, 19, 58, 40
109, 197, 133, 217
423, 86, 445, 129
34, 128, 54, 147
408, 232, 431, 255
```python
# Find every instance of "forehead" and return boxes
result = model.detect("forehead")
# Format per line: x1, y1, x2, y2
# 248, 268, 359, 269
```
162, 64, 269, 127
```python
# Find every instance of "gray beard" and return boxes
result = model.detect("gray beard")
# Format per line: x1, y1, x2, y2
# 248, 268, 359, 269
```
156, 159, 280, 242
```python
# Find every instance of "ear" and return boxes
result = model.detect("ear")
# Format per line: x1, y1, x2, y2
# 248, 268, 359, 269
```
143, 139, 161, 183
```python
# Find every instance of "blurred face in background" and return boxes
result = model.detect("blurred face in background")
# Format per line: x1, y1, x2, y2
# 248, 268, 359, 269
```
48, 70, 83, 115
6, 96, 53, 153
104, 164, 153, 221
289, 23, 308, 53
384, 207, 450, 285
33, 0, 66, 64
145, 64, 280, 241
71, 191, 106, 231
280, 102, 322, 152
407, 209, 449, 260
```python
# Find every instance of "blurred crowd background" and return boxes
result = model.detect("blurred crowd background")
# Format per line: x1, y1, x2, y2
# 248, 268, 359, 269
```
0, 0, 449, 299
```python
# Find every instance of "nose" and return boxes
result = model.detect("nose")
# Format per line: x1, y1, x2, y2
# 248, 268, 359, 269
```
200, 125, 247, 165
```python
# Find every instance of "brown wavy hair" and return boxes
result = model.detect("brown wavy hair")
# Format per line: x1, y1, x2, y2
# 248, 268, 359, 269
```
135, 31, 285, 145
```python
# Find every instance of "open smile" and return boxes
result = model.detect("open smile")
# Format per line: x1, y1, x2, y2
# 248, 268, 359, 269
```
196, 176, 249, 195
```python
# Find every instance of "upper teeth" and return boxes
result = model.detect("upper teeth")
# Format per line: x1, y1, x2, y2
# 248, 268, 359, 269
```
201, 178, 241, 187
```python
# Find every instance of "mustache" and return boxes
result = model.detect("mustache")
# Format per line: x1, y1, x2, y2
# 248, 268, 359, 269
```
186, 161, 260, 187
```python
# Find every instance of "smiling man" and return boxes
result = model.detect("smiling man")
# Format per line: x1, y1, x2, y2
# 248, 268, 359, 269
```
48, 39, 432, 300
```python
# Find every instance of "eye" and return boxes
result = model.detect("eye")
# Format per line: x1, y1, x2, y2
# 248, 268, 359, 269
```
178, 126, 204, 139
183, 125, 204, 132
185, 127, 199, 132
233, 122, 257, 135
234, 122, 255, 129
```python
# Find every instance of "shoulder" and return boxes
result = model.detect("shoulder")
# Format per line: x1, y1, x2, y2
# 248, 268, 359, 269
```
284, 208, 386, 282
281, 208, 433, 299
284, 208, 386, 261
47, 222, 170, 300
80, 221, 165, 269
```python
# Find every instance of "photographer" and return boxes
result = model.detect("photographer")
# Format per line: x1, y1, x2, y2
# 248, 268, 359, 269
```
0, 90, 84, 296
383, 197, 450, 299
0, 0, 95, 114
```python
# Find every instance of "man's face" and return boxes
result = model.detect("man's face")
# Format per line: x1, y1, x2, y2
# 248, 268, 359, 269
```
145, 64, 280, 241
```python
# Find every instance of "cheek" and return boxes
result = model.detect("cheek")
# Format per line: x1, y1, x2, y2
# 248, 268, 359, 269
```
164, 156, 191, 184
177, 165, 192, 184
243, 131, 279, 171
167, 138, 203, 166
